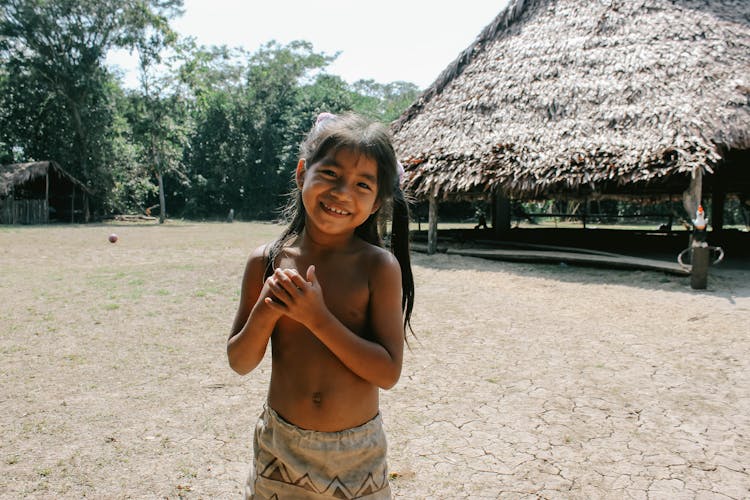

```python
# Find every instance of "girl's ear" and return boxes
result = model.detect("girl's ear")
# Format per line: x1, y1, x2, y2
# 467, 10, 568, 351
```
295, 159, 306, 188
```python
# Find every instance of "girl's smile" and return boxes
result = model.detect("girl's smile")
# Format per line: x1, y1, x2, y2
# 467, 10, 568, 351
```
320, 202, 350, 216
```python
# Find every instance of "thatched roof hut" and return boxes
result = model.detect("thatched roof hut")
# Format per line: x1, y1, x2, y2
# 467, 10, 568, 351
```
392, 0, 750, 207
0, 161, 91, 224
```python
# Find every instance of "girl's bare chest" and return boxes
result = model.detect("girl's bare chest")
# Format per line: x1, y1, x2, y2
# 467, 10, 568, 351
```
277, 256, 371, 328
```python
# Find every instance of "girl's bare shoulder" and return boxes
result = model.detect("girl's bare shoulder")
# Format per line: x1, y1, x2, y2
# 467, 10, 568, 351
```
356, 240, 400, 275
247, 243, 270, 264
242, 243, 272, 280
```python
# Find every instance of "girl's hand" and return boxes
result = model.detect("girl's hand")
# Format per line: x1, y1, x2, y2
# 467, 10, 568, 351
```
264, 265, 328, 328
252, 276, 284, 322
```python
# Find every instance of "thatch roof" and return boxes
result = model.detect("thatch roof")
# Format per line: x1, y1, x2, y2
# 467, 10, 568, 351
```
0, 161, 91, 197
392, 0, 750, 201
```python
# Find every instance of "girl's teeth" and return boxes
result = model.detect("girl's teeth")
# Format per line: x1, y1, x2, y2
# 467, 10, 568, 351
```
325, 204, 348, 215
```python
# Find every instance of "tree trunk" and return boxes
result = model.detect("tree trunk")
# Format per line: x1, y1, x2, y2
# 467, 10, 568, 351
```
68, 99, 89, 182
157, 171, 166, 224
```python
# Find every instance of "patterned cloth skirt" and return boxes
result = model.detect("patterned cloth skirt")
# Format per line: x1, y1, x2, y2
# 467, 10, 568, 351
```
245, 405, 392, 499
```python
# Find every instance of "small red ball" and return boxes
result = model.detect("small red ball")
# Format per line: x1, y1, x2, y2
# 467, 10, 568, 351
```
108, 233, 118, 243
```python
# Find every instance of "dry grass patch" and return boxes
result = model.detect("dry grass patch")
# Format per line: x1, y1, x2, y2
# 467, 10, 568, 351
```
1, 221, 749, 498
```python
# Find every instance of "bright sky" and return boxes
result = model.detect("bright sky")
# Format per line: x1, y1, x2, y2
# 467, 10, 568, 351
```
107, 0, 510, 90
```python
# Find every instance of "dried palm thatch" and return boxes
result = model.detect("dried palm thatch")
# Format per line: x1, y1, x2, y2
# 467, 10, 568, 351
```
0, 161, 89, 197
392, 0, 750, 201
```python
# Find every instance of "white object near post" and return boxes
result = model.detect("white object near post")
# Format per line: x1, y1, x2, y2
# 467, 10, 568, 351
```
427, 190, 438, 255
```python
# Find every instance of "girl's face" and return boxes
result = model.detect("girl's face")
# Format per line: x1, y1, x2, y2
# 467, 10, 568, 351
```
296, 147, 381, 238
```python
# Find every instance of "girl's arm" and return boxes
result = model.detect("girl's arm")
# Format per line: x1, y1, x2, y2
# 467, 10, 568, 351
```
264, 252, 404, 389
227, 245, 283, 375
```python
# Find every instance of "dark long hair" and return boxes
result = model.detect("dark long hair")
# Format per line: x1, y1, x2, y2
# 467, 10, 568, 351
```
265, 112, 414, 336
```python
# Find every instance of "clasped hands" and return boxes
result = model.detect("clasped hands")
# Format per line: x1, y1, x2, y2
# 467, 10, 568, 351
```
263, 265, 327, 327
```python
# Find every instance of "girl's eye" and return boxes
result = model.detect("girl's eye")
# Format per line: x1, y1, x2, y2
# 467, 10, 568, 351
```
358, 182, 372, 190
321, 170, 336, 177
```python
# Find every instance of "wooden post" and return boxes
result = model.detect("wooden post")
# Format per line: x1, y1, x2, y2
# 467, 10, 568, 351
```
690, 244, 710, 289
682, 166, 702, 220
492, 191, 511, 235
84, 192, 90, 223
711, 169, 726, 232
9, 191, 15, 224
712, 192, 725, 232
45, 172, 50, 224
427, 191, 438, 255
682, 166, 714, 289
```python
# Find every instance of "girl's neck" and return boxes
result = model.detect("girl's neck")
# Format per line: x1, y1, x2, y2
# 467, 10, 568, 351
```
298, 226, 357, 253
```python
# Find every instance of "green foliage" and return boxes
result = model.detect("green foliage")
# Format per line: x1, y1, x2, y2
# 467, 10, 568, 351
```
176, 40, 422, 219
350, 79, 420, 122
175, 41, 246, 102
1, 2, 422, 219
0, 0, 183, 209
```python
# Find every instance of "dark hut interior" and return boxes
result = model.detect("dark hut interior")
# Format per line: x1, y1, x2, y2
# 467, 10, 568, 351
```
0, 161, 91, 224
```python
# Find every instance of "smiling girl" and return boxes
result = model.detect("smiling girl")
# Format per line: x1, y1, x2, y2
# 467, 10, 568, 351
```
228, 112, 414, 499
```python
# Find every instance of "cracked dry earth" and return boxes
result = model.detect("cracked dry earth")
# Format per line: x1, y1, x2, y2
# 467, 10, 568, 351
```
1, 222, 749, 499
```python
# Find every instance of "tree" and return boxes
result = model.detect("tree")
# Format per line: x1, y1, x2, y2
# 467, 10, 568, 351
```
242, 41, 337, 213
124, 85, 190, 223
128, 24, 189, 223
175, 42, 247, 217
175, 40, 246, 103
350, 79, 421, 122
180, 40, 341, 219
176, 39, 423, 219
0, 0, 183, 201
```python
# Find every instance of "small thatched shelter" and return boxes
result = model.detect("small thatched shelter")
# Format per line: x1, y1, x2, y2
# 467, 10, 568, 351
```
0, 161, 91, 224
393, 0, 750, 244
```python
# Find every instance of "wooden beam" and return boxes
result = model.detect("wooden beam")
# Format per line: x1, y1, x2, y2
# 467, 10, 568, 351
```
427, 191, 438, 255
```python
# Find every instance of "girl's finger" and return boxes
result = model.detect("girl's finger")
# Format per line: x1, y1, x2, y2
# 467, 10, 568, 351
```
287, 272, 308, 290
273, 271, 296, 294
281, 268, 302, 279
306, 265, 317, 285
281, 269, 307, 288
268, 278, 292, 300
267, 286, 286, 302
264, 296, 286, 310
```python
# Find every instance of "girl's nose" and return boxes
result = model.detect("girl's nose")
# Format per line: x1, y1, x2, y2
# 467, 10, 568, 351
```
331, 180, 352, 199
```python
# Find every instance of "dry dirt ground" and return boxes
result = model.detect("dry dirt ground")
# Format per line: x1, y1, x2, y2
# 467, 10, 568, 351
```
1, 222, 748, 499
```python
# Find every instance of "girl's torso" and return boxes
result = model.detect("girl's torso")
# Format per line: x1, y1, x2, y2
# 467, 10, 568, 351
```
267, 242, 381, 432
